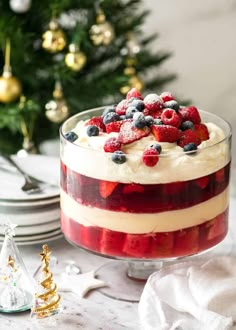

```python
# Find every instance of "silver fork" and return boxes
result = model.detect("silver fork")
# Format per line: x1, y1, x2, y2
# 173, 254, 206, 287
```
3, 155, 42, 194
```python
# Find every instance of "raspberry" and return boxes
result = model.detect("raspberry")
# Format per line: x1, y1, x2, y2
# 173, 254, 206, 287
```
194, 123, 209, 141
118, 120, 150, 144
116, 99, 129, 116
104, 137, 122, 153
179, 106, 201, 124
144, 94, 163, 112
126, 88, 143, 100
142, 148, 159, 167
178, 129, 201, 148
160, 91, 175, 103
85, 116, 106, 132
151, 125, 181, 143
161, 108, 182, 128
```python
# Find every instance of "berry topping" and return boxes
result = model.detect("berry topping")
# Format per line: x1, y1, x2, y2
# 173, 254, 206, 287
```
103, 112, 120, 125
99, 181, 119, 198
104, 137, 122, 153
126, 88, 143, 100
142, 148, 159, 167
85, 116, 106, 132
150, 143, 162, 154
64, 131, 78, 142
145, 115, 154, 127
133, 112, 147, 129
163, 100, 179, 112
179, 106, 201, 124
183, 143, 198, 153
180, 120, 194, 131
111, 150, 127, 164
118, 120, 150, 144
129, 99, 145, 111
105, 119, 130, 133
102, 105, 116, 117
151, 125, 181, 143
178, 129, 201, 148
194, 123, 209, 141
160, 91, 175, 103
161, 108, 182, 128
86, 125, 99, 137
125, 106, 139, 119
116, 99, 129, 116
144, 93, 163, 112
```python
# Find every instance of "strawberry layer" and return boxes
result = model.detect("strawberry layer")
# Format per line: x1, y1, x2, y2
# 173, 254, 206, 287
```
61, 162, 230, 214
61, 209, 228, 259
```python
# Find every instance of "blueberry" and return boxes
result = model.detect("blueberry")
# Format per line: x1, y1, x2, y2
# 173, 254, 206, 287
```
153, 119, 163, 125
133, 112, 146, 129
86, 125, 99, 137
145, 115, 154, 126
180, 121, 194, 131
150, 143, 162, 154
163, 100, 179, 112
183, 143, 197, 153
102, 105, 116, 117
126, 106, 138, 119
64, 131, 78, 142
103, 112, 120, 125
130, 99, 145, 111
111, 151, 127, 164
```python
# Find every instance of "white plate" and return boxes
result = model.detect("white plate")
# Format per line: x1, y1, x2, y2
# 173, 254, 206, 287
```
0, 154, 60, 201
13, 220, 60, 236
0, 196, 60, 208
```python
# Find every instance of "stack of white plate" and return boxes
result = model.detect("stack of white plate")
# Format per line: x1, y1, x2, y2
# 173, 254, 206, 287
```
0, 154, 62, 245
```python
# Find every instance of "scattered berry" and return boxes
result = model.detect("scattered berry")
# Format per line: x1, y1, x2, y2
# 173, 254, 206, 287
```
103, 112, 120, 125
116, 99, 129, 116
123, 183, 144, 194
151, 125, 181, 143
64, 131, 78, 142
102, 105, 116, 117
126, 106, 139, 119
130, 99, 145, 111
179, 106, 201, 124
178, 129, 201, 148
85, 116, 106, 132
145, 115, 154, 127
118, 120, 150, 144
163, 100, 179, 112
144, 94, 163, 112
133, 112, 146, 129
183, 143, 198, 153
180, 120, 194, 131
86, 125, 99, 137
126, 88, 143, 100
142, 148, 159, 167
150, 143, 162, 154
111, 150, 127, 164
99, 181, 119, 198
161, 108, 182, 128
104, 137, 122, 153
160, 91, 175, 103
194, 123, 209, 141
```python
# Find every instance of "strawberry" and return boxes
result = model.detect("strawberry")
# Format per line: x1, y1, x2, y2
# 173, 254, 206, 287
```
99, 180, 119, 198
126, 88, 143, 100
122, 234, 151, 257
174, 226, 199, 256
161, 108, 182, 128
177, 129, 201, 148
78, 225, 102, 252
144, 93, 163, 113
194, 123, 209, 141
105, 119, 132, 133
163, 181, 186, 195
215, 168, 225, 183
123, 183, 144, 194
179, 106, 201, 124
118, 120, 150, 144
195, 176, 210, 189
207, 212, 227, 240
151, 232, 174, 257
151, 124, 181, 143
104, 137, 122, 153
160, 91, 175, 103
85, 116, 106, 132
116, 99, 129, 116
100, 229, 126, 255
142, 148, 159, 167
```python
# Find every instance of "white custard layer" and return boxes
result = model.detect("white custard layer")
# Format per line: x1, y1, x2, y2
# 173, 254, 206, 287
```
60, 187, 229, 234
61, 122, 230, 184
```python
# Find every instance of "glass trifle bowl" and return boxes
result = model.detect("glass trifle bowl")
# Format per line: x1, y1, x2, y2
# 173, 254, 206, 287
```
60, 90, 231, 301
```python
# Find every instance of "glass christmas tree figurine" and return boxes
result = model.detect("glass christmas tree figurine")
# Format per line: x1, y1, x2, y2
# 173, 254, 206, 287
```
0, 223, 34, 313
31, 244, 61, 319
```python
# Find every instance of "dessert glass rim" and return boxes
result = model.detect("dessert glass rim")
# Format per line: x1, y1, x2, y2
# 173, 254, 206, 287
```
60, 106, 232, 157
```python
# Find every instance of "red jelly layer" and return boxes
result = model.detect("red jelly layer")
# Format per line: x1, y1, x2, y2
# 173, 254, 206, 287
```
61, 208, 228, 259
61, 161, 230, 213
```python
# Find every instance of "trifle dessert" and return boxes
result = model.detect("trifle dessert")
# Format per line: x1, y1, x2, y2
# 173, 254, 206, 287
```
60, 88, 231, 260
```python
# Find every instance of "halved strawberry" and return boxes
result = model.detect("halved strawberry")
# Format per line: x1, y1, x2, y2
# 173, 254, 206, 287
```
179, 106, 201, 124
122, 234, 151, 257
99, 180, 119, 198
118, 120, 150, 144
116, 99, 129, 115
215, 168, 225, 183
100, 229, 126, 255
126, 88, 143, 100
105, 119, 131, 133
85, 116, 106, 132
194, 123, 209, 141
206, 212, 228, 240
123, 183, 144, 194
151, 125, 181, 143
174, 226, 199, 256
177, 129, 201, 148
151, 232, 174, 257
195, 176, 210, 189
78, 225, 102, 252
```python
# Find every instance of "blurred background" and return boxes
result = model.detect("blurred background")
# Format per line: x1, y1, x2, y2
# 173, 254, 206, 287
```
0, 0, 234, 160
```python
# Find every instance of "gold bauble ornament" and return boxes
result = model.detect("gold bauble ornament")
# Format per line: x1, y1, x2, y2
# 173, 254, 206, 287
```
65, 43, 86, 72
120, 64, 144, 95
45, 81, 69, 123
90, 10, 115, 46
42, 19, 66, 53
0, 39, 22, 103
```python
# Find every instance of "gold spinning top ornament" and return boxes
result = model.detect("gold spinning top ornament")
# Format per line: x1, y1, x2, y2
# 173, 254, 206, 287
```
65, 43, 87, 72
90, 9, 115, 46
0, 39, 22, 103
42, 18, 66, 53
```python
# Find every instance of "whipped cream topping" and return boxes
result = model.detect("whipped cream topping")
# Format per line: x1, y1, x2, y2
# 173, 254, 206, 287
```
61, 119, 230, 184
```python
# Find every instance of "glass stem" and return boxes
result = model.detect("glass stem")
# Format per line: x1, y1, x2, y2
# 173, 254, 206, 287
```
127, 261, 163, 280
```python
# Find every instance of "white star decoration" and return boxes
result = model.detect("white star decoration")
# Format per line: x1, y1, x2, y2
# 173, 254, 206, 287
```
58, 270, 106, 298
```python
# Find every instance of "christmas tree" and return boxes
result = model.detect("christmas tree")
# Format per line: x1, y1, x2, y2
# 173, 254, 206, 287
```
0, 0, 176, 153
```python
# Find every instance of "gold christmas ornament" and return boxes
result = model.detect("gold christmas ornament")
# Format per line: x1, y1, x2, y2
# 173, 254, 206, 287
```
120, 62, 144, 95
31, 244, 61, 319
0, 39, 22, 103
42, 19, 66, 53
45, 81, 69, 123
65, 43, 86, 72
90, 9, 114, 46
